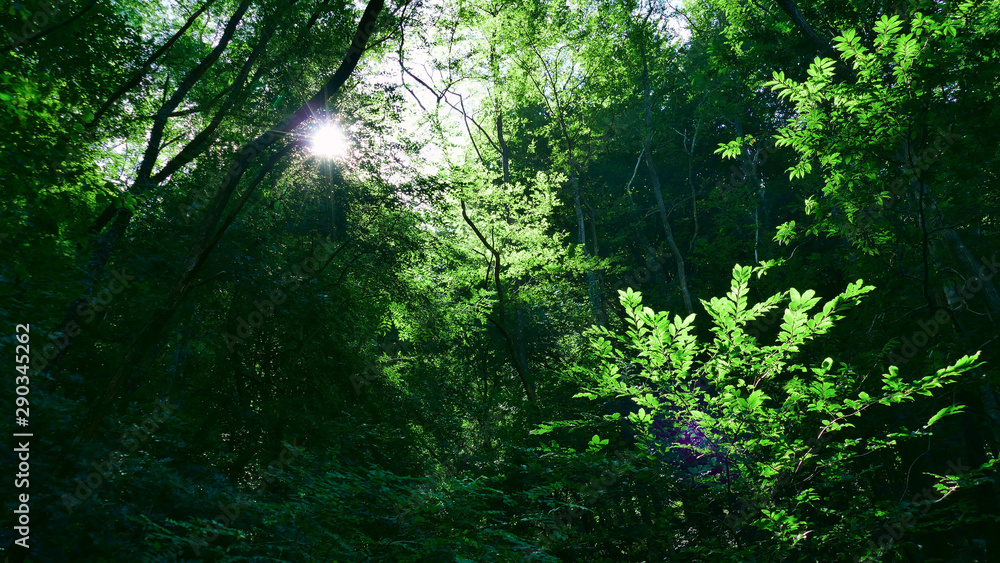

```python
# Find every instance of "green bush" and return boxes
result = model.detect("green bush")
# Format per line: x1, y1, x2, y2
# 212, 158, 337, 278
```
542, 264, 994, 561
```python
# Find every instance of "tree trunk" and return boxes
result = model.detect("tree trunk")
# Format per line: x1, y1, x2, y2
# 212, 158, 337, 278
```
938, 228, 1000, 314
87, 0, 219, 128
571, 171, 606, 323
75, 0, 386, 441
641, 39, 693, 315
43, 0, 255, 378
462, 201, 538, 403
773, 0, 838, 60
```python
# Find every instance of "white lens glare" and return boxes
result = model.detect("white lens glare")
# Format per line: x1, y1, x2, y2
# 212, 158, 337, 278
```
312, 124, 348, 158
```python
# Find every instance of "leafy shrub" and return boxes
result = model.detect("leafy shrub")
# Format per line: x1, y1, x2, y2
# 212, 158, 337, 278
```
544, 264, 992, 561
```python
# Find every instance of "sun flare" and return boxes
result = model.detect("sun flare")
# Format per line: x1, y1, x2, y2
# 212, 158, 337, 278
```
311, 123, 349, 158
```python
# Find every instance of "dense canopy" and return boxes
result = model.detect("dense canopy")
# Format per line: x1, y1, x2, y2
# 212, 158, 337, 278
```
2, 0, 999, 560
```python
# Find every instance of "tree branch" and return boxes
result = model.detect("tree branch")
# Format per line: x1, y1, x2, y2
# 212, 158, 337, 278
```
461, 200, 538, 403
76, 0, 387, 442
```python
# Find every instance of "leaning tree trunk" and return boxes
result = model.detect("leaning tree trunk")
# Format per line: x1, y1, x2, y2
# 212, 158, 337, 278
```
75, 0, 386, 442
44, 0, 255, 379
461, 201, 538, 404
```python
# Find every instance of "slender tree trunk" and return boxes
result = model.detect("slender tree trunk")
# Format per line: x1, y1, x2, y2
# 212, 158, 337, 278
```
87, 0, 219, 128
773, 0, 838, 60
520, 41, 605, 326
938, 228, 1000, 314
571, 171, 606, 323
497, 113, 510, 184
682, 124, 700, 253
573, 172, 586, 247
493, 84, 537, 394
462, 201, 538, 403
43, 0, 255, 378
585, 199, 607, 326
75, 0, 386, 441
624, 147, 667, 292
516, 307, 530, 394
640, 40, 693, 315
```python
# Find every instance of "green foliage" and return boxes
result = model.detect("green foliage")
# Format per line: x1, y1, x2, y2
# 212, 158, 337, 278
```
253, 454, 535, 562
560, 264, 989, 559
756, 3, 994, 252
5, 0, 999, 560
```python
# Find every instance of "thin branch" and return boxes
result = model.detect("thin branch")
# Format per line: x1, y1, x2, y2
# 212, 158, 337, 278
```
461, 200, 537, 403
88, 0, 218, 127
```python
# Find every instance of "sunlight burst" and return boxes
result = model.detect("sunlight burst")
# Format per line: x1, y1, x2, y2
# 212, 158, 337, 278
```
311, 123, 349, 159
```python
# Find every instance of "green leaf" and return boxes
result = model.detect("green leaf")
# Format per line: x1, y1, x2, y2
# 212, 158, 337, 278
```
925, 405, 965, 428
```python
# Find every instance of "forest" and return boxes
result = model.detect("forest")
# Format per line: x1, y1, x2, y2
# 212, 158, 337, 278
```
1, 0, 999, 560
